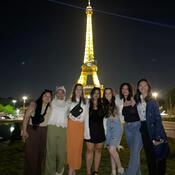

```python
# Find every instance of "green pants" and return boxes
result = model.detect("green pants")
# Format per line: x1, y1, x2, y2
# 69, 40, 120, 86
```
44, 125, 66, 175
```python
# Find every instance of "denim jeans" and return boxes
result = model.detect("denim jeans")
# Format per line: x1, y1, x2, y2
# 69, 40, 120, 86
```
124, 121, 143, 175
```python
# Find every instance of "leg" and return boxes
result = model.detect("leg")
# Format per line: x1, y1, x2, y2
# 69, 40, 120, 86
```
110, 154, 116, 175
156, 158, 166, 175
38, 127, 47, 175
44, 126, 57, 175
108, 146, 122, 169
24, 126, 41, 175
141, 122, 156, 175
94, 143, 104, 173
56, 127, 66, 174
125, 122, 142, 175
86, 142, 95, 175
68, 167, 76, 175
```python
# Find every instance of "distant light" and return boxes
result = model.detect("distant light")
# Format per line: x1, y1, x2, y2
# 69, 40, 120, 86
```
22, 96, 28, 101
10, 126, 15, 133
161, 111, 168, 116
16, 109, 20, 115
152, 92, 158, 99
12, 100, 17, 104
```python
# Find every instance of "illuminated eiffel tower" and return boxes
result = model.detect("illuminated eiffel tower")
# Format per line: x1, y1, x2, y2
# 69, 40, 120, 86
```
78, 0, 103, 98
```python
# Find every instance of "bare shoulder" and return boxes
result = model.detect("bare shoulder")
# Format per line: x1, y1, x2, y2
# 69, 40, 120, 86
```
27, 101, 36, 113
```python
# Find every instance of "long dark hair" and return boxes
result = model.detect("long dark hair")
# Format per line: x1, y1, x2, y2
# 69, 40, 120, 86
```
103, 88, 118, 118
135, 79, 152, 103
33, 89, 53, 118
89, 87, 104, 114
119, 83, 133, 101
71, 83, 86, 104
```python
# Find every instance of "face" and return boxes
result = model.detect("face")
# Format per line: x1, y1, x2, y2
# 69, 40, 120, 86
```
75, 85, 83, 97
104, 89, 113, 101
122, 85, 129, 97
42, 92, 52, 104
138, 81, 149, 95
56, 89, 65, 100
93, 89, 100, 100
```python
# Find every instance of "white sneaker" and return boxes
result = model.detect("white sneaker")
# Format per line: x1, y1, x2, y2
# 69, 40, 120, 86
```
117, 145, 124, 152
56, 167, 64, 175
118, 167, 124, 174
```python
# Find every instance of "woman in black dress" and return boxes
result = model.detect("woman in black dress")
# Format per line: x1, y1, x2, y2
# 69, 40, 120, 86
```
85, 87, 106, 175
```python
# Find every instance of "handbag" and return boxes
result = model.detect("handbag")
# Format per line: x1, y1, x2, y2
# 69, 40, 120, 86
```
153, 140, 170, 160
70, 98, 83, 118
32, 104, 49, 127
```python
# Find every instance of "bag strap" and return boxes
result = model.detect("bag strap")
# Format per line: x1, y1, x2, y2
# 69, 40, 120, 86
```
78, 98, 82, 105
42, 104, 49, 116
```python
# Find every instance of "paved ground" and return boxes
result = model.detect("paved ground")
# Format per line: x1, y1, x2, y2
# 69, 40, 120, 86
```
163, 121, 175, 138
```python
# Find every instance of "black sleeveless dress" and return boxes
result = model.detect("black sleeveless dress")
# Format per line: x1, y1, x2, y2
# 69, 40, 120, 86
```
85, 109, 106, 143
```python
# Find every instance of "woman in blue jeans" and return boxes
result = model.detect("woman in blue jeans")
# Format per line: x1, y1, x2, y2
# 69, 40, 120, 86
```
119, 83, 142, 175
103, 88, 124, 175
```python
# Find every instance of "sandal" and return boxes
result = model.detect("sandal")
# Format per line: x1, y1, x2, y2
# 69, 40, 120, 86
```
92, 171, 98, 175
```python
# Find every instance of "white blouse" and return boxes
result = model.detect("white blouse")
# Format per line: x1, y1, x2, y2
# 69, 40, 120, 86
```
48, 99, 70, 128
137, 95, 147, 121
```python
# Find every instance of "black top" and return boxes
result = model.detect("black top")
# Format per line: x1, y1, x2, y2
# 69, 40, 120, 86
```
85, 109, 106, 143
122, 104, 140, 123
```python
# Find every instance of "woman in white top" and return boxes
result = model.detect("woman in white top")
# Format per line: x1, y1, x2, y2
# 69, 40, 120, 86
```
67, 83, 90, 175
44, 86, 70, 175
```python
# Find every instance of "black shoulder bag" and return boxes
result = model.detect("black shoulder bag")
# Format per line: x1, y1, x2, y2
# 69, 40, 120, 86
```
70, 98, 83, 118
32, 104, 49, 128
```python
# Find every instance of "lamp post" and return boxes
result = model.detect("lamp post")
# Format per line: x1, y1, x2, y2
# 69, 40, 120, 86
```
12, 99, 17, 108
22, 96, 28, 109
152, 92, 158, 100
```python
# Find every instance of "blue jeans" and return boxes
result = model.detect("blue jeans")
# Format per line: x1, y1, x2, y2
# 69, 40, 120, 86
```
106, 118, 123, 147
124, 121, 143, 175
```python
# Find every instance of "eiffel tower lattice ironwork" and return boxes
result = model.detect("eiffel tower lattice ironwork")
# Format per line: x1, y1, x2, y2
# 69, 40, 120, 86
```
78, 0, 103, 97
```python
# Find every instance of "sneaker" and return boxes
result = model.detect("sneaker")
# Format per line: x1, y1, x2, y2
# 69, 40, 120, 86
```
56, 167, 64, 175
118, 167, 124, 174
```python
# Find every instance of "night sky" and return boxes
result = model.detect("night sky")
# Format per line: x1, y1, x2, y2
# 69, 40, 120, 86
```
1, 0, 175, 99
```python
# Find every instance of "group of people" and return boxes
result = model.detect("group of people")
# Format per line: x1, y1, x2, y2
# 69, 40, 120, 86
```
21, 78, 169, 175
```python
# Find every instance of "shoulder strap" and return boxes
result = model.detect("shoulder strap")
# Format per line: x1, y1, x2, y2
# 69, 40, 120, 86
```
42, 104, 49, 116
79, 98, 82, 105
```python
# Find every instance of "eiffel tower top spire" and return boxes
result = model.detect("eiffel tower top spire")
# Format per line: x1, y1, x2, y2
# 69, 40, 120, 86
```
88, 0, 91, 6
83, 0, 94, 64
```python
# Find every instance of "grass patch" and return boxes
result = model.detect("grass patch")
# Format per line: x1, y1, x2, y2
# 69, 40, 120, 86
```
0, 137, 175, 175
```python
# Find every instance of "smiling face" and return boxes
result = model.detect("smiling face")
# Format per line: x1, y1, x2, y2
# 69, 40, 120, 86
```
75, 85, 83, 98
92, 89, 100, 100
138, 81, 149, 96
104, 89, 113, 102
122, 85, 129, 98
42, 92, 52, 104
56, 89, 65, 100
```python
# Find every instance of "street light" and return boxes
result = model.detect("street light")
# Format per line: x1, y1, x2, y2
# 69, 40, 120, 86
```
22, 96, 28, 109
152, 92, 158, 100
12, 99, 17, 108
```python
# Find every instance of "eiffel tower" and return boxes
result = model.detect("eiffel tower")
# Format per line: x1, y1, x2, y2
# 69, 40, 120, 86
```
78, 0, 103, 98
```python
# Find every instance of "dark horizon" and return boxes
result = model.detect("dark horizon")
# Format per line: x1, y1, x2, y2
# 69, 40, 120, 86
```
1, 0, 175, 99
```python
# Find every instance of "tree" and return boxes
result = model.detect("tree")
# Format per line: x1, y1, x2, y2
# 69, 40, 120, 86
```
0, 104, 4, 112
3, 105, 15, 115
